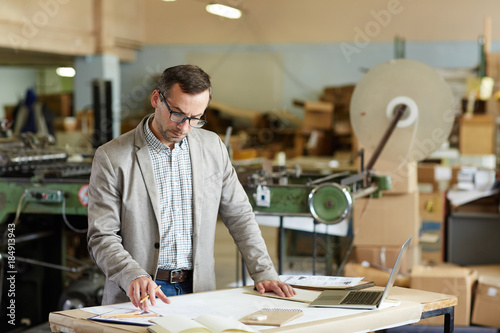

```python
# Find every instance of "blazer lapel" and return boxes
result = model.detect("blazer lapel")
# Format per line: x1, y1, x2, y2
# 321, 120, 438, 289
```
135, 117, 161, 226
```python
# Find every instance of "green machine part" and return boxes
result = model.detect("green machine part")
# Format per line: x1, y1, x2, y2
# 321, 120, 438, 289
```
308, 183, 353, 224
0, 178, 89, 225
371, 174, 392, 198
245, 185, 313, 215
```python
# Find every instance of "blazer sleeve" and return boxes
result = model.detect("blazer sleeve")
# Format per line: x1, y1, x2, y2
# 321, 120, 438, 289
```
215, 137, 279, 284
87, 147, 150, 292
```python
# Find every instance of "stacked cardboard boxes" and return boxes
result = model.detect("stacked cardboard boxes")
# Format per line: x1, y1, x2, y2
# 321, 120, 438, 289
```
352, 154, 420, 279
411, 265, 478, 326
417, 163, 455, 265
459, 114, 496, 155
295, 101, 335, 156
469, 265, 500, 329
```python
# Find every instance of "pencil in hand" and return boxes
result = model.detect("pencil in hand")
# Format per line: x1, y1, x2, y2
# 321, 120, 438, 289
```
140, 285, 161, 303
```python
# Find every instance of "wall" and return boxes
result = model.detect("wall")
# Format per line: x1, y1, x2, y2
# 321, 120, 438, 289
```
0, 66, 36, 119
120, 40, 498, 119
2, 0, 500, 128
116, 0, 500, 121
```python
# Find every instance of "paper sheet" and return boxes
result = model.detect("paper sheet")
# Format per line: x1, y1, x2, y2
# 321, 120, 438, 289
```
279, 275, 364, 288
79, 287, 422, 332
89, 308, 162, 326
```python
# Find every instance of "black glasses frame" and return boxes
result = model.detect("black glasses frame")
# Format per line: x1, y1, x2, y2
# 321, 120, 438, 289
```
158, 90, 207, 128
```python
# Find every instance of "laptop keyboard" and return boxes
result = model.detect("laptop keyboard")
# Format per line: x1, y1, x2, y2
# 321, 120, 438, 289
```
340, 291, 382, 305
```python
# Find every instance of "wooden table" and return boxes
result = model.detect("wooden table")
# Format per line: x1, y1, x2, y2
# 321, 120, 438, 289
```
49, 286, 457, 333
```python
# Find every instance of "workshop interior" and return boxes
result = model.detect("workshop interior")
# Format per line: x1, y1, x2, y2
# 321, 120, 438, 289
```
1, 1, 500, 332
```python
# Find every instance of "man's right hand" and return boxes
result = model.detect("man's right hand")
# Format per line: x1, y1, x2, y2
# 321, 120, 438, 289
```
128, 276, 170, 312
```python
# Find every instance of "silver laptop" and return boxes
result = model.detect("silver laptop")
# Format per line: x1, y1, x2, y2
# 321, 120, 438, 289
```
309, 236, 411, 309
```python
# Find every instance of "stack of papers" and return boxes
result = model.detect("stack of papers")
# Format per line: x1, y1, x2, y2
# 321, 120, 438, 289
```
279, 275, 374, 290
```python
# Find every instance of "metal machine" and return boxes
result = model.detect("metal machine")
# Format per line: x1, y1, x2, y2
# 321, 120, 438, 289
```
0, 134, 99, 331
243, 59, 455, 277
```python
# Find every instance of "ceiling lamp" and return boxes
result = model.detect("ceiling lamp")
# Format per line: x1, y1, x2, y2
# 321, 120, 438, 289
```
56, 67, 76, 77
206, 3, 242, 19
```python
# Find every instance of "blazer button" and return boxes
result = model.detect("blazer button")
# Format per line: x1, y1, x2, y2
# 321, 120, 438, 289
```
154, 242, 160, 249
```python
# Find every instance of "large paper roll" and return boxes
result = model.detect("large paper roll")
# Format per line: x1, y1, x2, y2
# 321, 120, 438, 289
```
350, 59, 455, 163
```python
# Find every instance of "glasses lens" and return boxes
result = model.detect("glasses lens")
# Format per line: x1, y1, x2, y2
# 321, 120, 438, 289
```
170, 111, 186, 124
168, 108, 206, 128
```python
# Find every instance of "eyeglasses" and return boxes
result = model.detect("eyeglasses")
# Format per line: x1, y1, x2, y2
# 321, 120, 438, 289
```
158, 90, 207, 128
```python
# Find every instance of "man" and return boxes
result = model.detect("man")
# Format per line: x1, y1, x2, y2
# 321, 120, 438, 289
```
87, 65, 295, 312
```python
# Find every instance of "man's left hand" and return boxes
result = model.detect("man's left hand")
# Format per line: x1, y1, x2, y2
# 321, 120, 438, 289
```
256, 280, 296, 297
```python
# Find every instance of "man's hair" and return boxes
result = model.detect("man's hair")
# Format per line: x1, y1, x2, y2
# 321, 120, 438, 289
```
157, 64, 212, 101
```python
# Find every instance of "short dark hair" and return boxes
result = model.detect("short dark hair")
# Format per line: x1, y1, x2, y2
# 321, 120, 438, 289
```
157, 65, 212, 101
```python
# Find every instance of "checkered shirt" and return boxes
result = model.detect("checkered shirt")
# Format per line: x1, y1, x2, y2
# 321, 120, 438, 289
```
144, 116, 193, 270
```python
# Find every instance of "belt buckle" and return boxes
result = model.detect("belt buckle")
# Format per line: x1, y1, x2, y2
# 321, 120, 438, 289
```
170, 269, 182, 284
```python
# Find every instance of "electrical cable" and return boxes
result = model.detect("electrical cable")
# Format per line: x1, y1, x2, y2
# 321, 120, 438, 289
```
61, 196, 87, 233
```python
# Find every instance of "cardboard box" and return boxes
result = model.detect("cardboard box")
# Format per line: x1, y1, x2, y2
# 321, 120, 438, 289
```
419, 192, 445, 222
302, 101, 334, 131
38, 93, 73, 117
410, 265, 478, 326
352, 192, 420, 247
354, 244, 420, 274
467, 264, 500, 328
372, 157, 418, 194
459, 114, 495, 155
344, 263, 410, 287
472, 275, 500, 328
468, 265, 500, 329
417, 163, 456, 192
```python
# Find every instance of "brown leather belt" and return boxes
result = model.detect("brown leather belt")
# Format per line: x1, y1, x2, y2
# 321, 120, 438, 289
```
156, 269, 192, 283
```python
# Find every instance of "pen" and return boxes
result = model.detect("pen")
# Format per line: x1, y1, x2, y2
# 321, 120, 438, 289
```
100, 312, 161, 319
100, 311, 141, 318
140, 285, 161, 303
111, 313, 161, 319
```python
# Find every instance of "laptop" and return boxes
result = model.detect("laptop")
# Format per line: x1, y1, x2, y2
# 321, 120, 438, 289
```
309, 236, 411, 309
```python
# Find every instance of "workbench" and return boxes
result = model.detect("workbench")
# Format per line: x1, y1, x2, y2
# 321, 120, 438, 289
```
48, 286, 457, 333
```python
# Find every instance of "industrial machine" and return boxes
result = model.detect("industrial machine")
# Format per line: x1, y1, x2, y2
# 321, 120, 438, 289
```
243, 59, 455, 276
0, 133, 99, 331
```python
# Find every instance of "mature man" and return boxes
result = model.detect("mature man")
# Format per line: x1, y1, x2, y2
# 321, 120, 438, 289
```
87, 64, 294, 311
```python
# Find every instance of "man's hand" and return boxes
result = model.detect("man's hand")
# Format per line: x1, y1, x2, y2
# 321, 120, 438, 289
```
128, 276, 171, 312
255, 280, 296, 298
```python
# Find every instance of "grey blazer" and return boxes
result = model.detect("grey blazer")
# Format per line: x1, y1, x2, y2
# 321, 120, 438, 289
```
87, 116, 278, 305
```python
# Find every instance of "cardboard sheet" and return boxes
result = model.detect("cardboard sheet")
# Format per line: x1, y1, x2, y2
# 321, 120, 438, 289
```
49, 286, 424, 333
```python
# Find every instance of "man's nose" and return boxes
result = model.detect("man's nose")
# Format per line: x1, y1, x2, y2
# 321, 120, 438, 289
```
177, 120, 190, 131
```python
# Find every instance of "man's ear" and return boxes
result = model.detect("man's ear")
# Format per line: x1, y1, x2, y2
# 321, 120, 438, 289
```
151, 90, 160, 108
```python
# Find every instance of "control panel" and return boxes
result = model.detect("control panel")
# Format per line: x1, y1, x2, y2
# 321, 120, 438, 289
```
25, 188, 63, 203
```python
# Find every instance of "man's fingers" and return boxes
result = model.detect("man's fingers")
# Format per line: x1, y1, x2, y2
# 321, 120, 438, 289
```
156, 288, 172, 304
282, 284, 296, 297
148, 285, 157, 306
256, 283, 266, 294
273, 286, 285, 297
257, 280, 296, 298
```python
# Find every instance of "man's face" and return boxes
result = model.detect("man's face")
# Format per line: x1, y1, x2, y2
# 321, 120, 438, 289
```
150, 83, 210, 148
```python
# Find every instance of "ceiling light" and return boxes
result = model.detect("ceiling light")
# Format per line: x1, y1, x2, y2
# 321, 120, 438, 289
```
206, 3, 242, 19
161, 0, 176, 2
56, 67, 76, 77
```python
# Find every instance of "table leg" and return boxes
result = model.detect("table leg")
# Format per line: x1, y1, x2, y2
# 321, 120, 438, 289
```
419, 306, 454, 333
444, 307, 454, 333
278, 216, 284, 275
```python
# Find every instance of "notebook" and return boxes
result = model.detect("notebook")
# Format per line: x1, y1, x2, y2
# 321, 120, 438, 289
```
239, 308, 303, 327
309, 236, 411, 309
